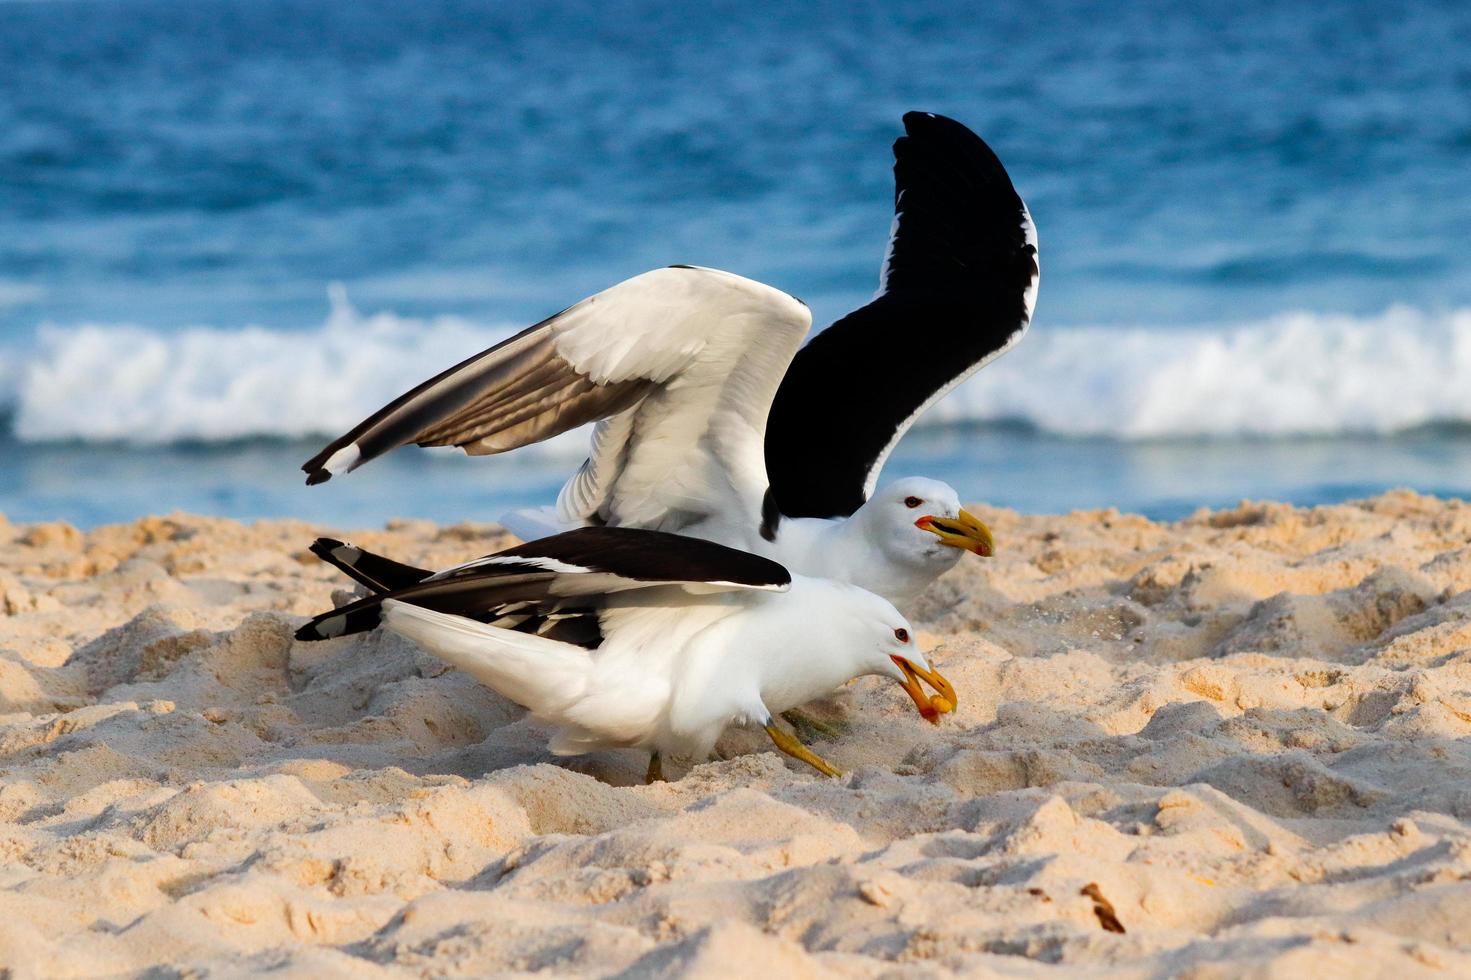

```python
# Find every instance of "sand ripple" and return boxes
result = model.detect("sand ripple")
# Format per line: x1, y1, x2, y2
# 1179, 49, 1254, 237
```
4, 494, 1471, 975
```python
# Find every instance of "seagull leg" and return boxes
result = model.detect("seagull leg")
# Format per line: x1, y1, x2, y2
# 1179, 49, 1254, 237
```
645, 752, 665, 784
764, 722, 842, 778
781, 708, 844, 741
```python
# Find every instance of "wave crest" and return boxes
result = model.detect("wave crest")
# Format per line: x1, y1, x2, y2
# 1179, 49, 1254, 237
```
9, 287, 514, 445
6, 299, 1471, 443
932, 305, 1471, 438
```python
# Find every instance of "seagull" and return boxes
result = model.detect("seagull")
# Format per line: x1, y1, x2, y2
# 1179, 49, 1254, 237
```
300, 112, 1038, 605
294, 527, 957, 780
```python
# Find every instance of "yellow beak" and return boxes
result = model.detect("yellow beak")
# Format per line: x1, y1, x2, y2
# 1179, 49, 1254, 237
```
916, 508, 994, 557
891, 655, 958, 724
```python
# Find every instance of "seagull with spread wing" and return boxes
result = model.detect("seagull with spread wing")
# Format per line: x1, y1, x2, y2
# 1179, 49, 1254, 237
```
301, 112, 1038, 605
295, 527, 956, 780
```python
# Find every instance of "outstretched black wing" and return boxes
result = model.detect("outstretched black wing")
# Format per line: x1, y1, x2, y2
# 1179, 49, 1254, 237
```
296, 526, 791, 647
764, 111, 1039, 519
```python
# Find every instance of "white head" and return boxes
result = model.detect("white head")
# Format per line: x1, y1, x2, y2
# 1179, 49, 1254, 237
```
853, 477, 993, 586
827, 584, 958, 724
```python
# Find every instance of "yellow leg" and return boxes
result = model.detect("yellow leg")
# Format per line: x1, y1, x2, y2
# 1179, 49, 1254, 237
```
645, 751, 665, 784
781, 708, 845, 740
764, 723, 842, 778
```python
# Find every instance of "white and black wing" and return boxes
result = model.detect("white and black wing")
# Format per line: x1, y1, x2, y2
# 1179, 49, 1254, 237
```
308, 537, 431, 593
764, 112, 1039, 519
296, 526, 791, 647
430, 526, 793, 589
302, 265, 810, 537
301, 301, 649, 485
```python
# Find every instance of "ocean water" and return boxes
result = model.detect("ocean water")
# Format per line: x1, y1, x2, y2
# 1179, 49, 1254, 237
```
2, 0, 1470, 528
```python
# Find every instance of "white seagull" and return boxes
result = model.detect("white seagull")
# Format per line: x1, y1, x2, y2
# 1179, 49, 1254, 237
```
294, 527, 956, 780
301, 112, 1038, 605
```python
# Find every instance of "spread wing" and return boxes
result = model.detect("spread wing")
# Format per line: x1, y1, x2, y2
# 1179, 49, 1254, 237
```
764, 111, 1039, 519
303, 265, 811, 536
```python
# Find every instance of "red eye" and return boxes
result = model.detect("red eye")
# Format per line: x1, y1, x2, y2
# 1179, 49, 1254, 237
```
894, 628, 910, 643
904, 496, 922, 508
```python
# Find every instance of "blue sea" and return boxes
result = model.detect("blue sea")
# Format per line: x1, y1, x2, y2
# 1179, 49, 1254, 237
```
2, 0, 1470, 527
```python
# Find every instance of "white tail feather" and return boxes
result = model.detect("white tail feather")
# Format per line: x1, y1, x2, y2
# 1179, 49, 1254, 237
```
381, 600, 591, 714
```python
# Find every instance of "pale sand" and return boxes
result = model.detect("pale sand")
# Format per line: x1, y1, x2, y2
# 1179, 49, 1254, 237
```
4, 492, 1471, 977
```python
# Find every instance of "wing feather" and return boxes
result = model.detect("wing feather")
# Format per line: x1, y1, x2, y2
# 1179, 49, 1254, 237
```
301, 313, 654, 482
764, 112, 1039, 519
295, 526, 791, 645
574, 271, 810, 533
303, 268, 810, 543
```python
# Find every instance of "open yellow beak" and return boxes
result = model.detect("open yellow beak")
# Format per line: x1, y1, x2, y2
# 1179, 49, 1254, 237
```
916, 508, 994, 557
891, 654, 958, 724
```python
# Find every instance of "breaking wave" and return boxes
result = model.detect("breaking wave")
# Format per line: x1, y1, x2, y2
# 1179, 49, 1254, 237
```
5, 296, 1470, 444
935, 305, 1471, 438
4, 287, 515, 445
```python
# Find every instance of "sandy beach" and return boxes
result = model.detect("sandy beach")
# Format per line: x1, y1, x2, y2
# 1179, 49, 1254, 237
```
3, 492, 1471, 976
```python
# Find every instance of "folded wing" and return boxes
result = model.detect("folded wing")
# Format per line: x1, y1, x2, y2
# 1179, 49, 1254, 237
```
309, 537, 431, 593
296, 526, 791, 647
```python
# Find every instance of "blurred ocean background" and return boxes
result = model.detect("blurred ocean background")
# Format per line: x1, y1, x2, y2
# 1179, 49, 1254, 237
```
2, 0, 1470, 527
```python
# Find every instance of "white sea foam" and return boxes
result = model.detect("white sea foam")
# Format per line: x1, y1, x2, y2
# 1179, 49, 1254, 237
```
931, 305, 1471, 438
5, 299, 1470, 444
7, 287, 513, 445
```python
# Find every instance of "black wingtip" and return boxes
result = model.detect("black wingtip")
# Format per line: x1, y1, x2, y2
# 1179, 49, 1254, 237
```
309, 538, 346, 560
901, 110, 964, 137
294, 622, 323, 642
302, 440, 343, 484
896, 110, 1013, 187
302, 446, 328, 473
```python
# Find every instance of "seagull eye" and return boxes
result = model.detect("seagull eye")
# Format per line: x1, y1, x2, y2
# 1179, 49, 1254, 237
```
894, 628, 910, 643
904, 496, 922, 508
